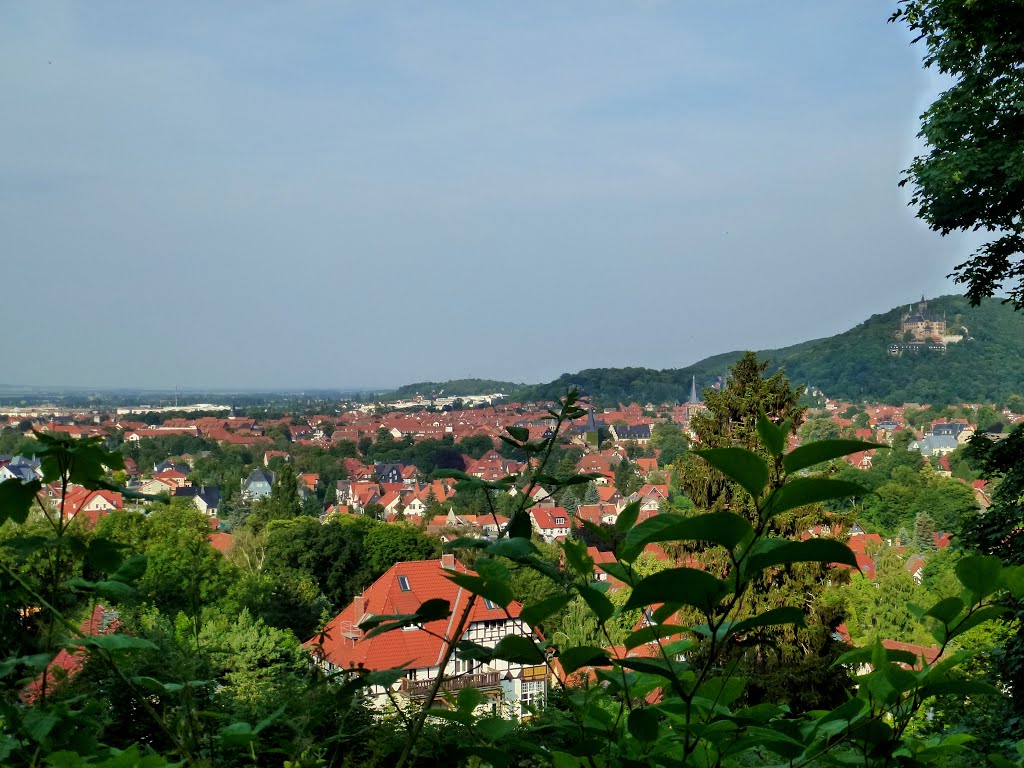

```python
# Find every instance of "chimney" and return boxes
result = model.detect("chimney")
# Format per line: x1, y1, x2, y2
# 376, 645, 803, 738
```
441, 553, 455, 570
354, 593, 365, 624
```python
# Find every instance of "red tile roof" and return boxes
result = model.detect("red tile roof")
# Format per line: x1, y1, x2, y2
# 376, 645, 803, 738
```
308, 559, 522, 671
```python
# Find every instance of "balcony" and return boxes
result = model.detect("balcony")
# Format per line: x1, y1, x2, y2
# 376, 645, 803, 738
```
400, 671, 501, 698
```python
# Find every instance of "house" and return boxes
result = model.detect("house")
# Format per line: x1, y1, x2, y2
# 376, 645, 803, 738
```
264, 450, 291, 467
908, 434, 959, 457
174, 485, 222, 516
241, 469, 275, 500
374, 463, 405, 484
137, 477, 177, 497
62, 487, 124, 522
530, 506, 572, 542
306, 557, 545, 719
609, 424, 651, 444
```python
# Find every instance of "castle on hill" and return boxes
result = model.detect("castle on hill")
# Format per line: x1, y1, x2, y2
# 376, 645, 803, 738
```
900, 298, 947, 342
889, 298, 965, 356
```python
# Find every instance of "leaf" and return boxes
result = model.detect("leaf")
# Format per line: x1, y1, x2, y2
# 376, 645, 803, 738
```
490, 635, 545, 665
783, 440, 887, 474
218, 721, 256, 746
923, 680, 1001, 697
745, 538, 858, 576
23, 709, 58, 743
627, 708, 660, 742
696, 675, 745, 706
416, 598, 451, 623
562, 539, 594, 579
624, 624, 689, 650
956, 555, 1004, 601
73, 634, 158, 653
445, 570, 514, 608
615, 501, 641, 533
730, 606, 806, 635
109, 554, 147, 584
487, 537, 538, 560
558, 646, 610, 674
521, 593, 572, 626
692, 447, 768, 501
1004, 565, 1024, 598
506, 509, 532, 540
457, 685, 485, 712
85, 537, 126, 574
93, 580, 136, 602
0, 478, 42, 525
505, 426, 530, 443
578, 584, 614, 623
923, 596, 965, 625
620, 511, 753, 562
947, 604, 1007, 640
765, 478, 866, 518
756, 414, 786, 457
475, 716, 517, 742
623, 568, 727, 613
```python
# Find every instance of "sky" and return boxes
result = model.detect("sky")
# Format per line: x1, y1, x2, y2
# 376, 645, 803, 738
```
1, 2, 977, 391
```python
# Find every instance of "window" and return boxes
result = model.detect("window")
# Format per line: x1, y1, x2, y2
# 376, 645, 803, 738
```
521, 680, 545, 709
483, 599, 497, 610
405, 668, 418, 680
555, 517, 565, 525
398, 575, 411, 591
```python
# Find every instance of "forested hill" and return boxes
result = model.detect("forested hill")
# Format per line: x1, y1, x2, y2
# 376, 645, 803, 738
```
385, 378, 523, 400
512, 296, 1024, 406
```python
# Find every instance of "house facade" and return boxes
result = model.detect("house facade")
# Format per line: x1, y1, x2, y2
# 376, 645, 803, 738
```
307, 557, 545, 719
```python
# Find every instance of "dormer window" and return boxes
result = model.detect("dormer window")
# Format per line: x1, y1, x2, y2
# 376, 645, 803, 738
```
398, 575, 411, 591
555, 517, 565, 525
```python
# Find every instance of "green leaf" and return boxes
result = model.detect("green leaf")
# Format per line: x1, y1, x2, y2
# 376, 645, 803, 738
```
696, 675, 745, 706
578, 584, 614, 623
521, 593, 572, 626
947, 604, 1007, 640
506, 426, 530, 443
756, 414, 786, 457
745, 538, 858, 576
923, 680, 1001, 697
0, 478, 42, 525
109, 554, 147, 584
562, 539, 594, 579
457, 685, 485, 712
923, 596, 965, 625
218, 721, 256, 746
956, 555, 1004, 601
73, 634, 158, 653
1003, 565, 1024, 598
475, 716, 517, 742
624, 624, 689, 650
415, 598, 451, 623
487, 537, 538, 560
765, 478, 866, 518
783, 439, 887, 474
23, 709, 58, 743
620, 511, 753, 562
692, 447, 768, 501
615, 501, 641, 533
507, 509, 532, 540
558, 646, 610, 674
623, 568, 727, 613
490, 635, 545, 665
445, 570, 514, 608
730, 606, 806, 635
86, 538, 126, 573
455, 641, 495, 663
627, 708, 660, 742
93, 580, 136, 602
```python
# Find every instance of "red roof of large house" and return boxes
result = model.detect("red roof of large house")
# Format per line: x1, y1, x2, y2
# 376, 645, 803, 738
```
308, 559, 522, 671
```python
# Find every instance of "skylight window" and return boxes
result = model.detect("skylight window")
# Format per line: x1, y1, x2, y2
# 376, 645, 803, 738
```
398, 575, 411, 591
483, 599, 497, 610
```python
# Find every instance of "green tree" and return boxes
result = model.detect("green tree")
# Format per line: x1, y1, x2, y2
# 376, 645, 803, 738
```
362, 522, 440, 575
893, 0, 1024, 307
649, 421, 688, 465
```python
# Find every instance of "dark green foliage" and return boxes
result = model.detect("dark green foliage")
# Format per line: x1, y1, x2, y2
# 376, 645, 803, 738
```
514, 296, 1024, 405
892, 0, 1024, 309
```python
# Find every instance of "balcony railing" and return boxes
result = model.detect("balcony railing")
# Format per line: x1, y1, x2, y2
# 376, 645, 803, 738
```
400, 671, 501, 698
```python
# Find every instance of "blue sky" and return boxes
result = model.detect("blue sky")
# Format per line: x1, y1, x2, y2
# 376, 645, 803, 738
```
1, 2, 973, 390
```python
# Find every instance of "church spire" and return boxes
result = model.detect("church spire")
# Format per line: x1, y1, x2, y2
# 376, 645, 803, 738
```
688, 376, 700, 405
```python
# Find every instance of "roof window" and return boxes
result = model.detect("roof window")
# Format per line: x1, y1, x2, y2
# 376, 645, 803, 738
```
398, 575, 411, 591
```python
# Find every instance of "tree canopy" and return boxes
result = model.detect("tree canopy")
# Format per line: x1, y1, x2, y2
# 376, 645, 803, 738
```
893, 0, 1024, 307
